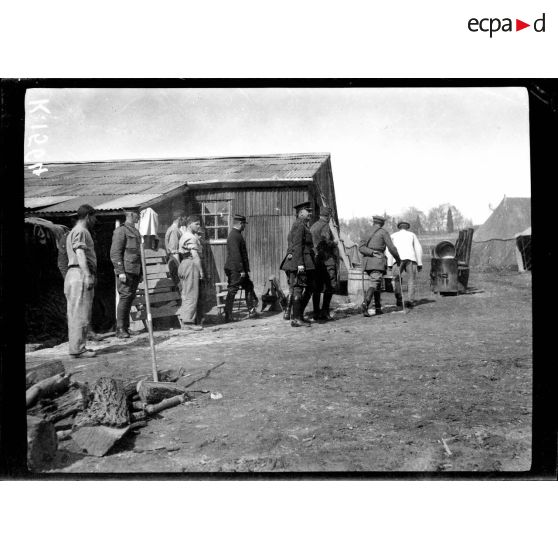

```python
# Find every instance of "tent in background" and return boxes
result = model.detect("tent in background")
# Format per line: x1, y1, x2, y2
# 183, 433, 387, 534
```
515, 226, 532, 272
469, 197, 531, 270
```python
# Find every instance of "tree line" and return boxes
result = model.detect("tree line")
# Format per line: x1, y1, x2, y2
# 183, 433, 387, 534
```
339, 204, 474, 243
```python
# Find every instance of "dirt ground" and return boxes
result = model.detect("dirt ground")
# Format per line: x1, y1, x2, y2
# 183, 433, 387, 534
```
27, 270, 532, 473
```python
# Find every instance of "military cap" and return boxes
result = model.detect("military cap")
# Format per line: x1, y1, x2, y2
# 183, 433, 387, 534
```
372, 214, 386, 224
232, 214, 247, 223
319, 206, 333, 217
397, 220, 411, 229
294, 201, 312, 212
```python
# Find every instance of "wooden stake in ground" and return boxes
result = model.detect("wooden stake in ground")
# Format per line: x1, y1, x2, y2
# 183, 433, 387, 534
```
140, 236, 158, 382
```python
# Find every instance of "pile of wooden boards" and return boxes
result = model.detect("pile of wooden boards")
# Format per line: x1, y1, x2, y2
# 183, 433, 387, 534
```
26, 360, 193, 469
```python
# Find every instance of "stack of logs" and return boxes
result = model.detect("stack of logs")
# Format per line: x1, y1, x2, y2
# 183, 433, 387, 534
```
26, 360, 193, 470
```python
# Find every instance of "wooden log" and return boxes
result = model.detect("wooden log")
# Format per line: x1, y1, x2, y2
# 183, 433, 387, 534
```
131, 401, 146, 411
137, 380, 188, 405
26, 373, 72, 409
131, 411, 147, 422
122, 375, 150, 399
73, 378, 130, 429
27, 415, 58, 471
72, 425, 132, 457
158, 367, 185, 383
43, 384, 91, 424
26, 359, 66, 389
145, 394, 187, 415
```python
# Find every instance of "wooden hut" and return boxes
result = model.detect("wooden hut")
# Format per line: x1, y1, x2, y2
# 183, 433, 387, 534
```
25, 153, 339, 326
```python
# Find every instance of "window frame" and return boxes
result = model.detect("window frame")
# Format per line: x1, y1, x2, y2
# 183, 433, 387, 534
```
200, 200, 232, 244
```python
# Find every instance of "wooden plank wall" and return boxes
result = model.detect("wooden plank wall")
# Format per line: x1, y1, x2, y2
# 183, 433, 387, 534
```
187, 187, 308, 295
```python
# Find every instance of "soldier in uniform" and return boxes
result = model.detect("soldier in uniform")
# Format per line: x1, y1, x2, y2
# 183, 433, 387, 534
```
164, 209, 185, 291
110, 207, 143, 338
310, 206, 338, 321
359, 215, 401, 317
280, 201, 316, 327
223, 214, 259, 322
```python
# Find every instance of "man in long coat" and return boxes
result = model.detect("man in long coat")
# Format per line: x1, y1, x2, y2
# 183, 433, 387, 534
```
223, 214, 258, 321
359, 215, 401, 316
280, 201, 316, 327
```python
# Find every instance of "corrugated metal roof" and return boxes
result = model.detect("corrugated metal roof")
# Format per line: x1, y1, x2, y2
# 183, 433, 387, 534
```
24, 153, 330, 198
24, 195, 77, 209
30, 193, 167, 214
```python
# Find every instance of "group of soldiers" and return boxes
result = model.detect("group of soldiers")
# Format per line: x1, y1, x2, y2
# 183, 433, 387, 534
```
279, 204, 424, 326
59, 201, 424, 357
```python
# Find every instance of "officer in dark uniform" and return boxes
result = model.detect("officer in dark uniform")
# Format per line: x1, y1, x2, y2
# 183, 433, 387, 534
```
110, 208, 143, 338
359, 215, 401, 317
310, 206, 338, 321
280, 201, 316, 327
223, 214, 259, 322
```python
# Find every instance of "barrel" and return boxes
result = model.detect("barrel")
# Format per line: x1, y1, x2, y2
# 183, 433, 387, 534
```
432, 241, 456, 259
347, 268, 371, 298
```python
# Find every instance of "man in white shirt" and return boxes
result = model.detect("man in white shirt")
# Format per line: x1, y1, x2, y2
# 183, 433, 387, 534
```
386, 220, 423, 309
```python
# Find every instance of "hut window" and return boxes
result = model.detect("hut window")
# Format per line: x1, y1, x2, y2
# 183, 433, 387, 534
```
201, 201, 231, 242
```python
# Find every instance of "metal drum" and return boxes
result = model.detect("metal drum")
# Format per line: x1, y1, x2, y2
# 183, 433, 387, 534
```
430, 257, 458, 294
432, 241, 456, 259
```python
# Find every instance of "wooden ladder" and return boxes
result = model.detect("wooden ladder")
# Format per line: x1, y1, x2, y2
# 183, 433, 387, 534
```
130, 248, 182, 325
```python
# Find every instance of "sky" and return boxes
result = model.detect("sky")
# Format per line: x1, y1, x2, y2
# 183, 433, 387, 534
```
24, 87, 531, 225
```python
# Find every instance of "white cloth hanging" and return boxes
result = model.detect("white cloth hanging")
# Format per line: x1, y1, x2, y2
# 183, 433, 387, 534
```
138, 207, 159, 236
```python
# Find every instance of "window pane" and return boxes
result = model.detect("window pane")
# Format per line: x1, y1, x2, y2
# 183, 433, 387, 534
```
203, 202, 217, 215
217, 214, 229, 227
204, 215, 215, 227
217, 227, 228, 239
216, 202, 229, 215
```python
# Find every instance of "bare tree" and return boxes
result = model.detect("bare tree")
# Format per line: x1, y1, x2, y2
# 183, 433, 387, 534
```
426, 205, 447, 232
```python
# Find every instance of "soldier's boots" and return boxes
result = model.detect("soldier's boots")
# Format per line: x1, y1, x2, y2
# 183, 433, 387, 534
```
300, 292, 312, 323
291, 297, 311, 327
224, 291, 236, 322
116, 327, 130, 339
373, 291, 383, 315
362, 287, 375, 317
283, 295, 292, 320
247, 308, 259, 319
320, 293, 334, 320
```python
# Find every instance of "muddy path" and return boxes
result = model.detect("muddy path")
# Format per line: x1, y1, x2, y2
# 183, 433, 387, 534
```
30, 271, 532, 473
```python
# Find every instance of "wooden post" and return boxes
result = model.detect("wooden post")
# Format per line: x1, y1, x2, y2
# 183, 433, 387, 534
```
140, 236, 159, 382
114, 219, 121, 325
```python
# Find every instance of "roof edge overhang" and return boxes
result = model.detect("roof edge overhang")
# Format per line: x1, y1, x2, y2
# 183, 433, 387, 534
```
188, 179, 313, 190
